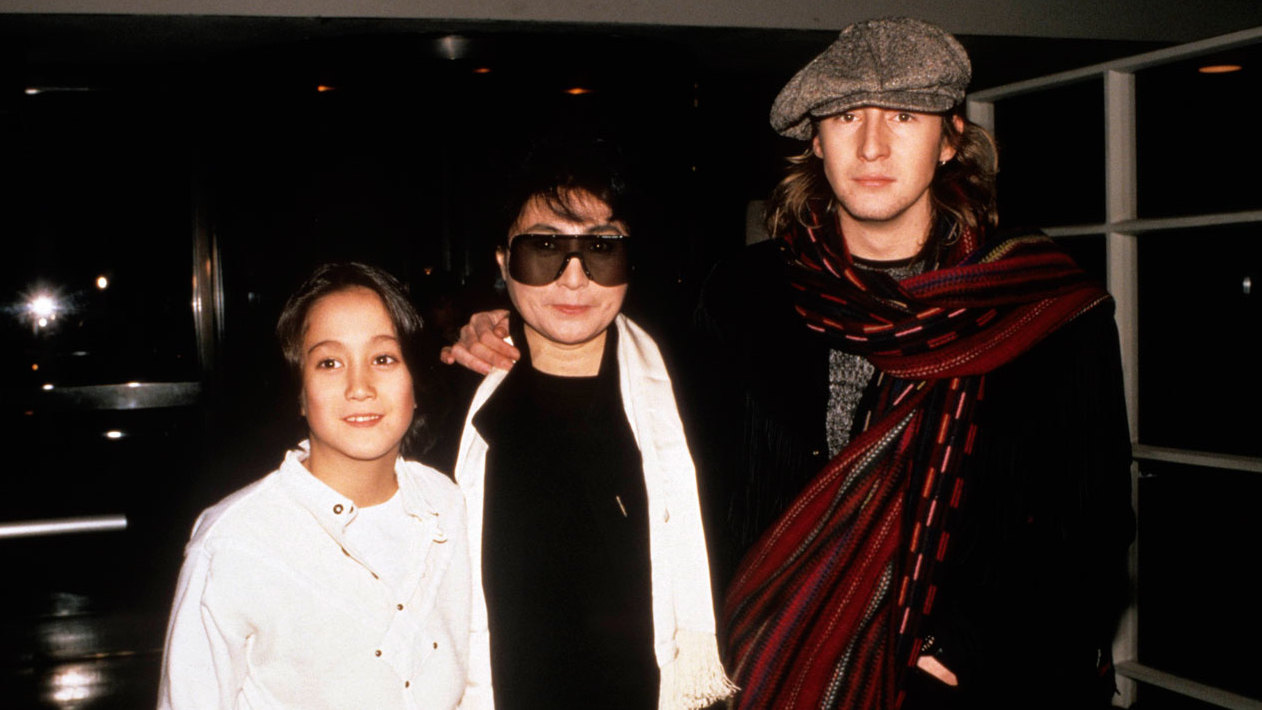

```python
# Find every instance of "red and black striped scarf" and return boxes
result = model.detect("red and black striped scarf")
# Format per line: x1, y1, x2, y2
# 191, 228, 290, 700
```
722, 213, 1110, 709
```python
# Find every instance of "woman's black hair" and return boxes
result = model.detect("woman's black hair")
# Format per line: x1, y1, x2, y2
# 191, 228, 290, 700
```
275, 262, 432, 458
497, 134, 640, 240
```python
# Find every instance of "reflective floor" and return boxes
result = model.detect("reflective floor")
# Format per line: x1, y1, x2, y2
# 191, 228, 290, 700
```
1, 399, 214, 709
5, 653, 161, 709
2, 504, 186, 709
0, 591, 166, 709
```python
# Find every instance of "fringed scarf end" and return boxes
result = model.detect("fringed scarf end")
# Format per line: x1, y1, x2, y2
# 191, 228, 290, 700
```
658, 629, 739, 710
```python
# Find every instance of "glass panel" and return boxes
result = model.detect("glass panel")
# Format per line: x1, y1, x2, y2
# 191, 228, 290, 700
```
1136, 42, 1262, 218
0, 87, 203, 707
992, 79, 1106, 228
0, 92, 198, 390
1137, 460, 1260, 700
1135, 684, 1245, 710
1053, 234, 1107, 284
1137, 225, 1260, 456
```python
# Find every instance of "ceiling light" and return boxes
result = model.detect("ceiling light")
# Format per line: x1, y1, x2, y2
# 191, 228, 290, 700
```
437, 35, 470, 61
1198, 64, 1242, 74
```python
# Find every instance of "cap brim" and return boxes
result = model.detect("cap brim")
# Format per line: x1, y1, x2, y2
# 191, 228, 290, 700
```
775, 91, 960, 140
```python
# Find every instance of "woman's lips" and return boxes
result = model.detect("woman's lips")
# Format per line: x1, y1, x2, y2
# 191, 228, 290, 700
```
550, 304, 591, 316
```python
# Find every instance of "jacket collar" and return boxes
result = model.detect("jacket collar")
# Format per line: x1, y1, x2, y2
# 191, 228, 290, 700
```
277, 442, 443, 543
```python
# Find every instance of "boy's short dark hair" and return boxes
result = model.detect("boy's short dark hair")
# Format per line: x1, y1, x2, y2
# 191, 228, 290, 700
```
275, 262, 431, 457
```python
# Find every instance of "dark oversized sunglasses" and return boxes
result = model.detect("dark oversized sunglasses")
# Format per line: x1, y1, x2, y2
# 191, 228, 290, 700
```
503, 234, 631, 287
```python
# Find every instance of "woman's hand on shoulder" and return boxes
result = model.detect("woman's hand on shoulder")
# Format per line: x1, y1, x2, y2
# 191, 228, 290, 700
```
439, 309, 518, 375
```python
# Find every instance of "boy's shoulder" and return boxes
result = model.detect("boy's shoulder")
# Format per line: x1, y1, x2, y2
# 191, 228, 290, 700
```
185, 466, 291, 553
397, 459, 464, 514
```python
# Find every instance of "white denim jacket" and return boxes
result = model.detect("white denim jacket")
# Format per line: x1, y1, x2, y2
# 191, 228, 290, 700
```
159, 446, 469, 710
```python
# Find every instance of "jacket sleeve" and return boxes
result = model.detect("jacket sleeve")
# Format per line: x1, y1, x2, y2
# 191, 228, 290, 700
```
453, 380, 499, 710
688, 242, 832, 588
158, 541, 251, 710
918, 307, 1135, 700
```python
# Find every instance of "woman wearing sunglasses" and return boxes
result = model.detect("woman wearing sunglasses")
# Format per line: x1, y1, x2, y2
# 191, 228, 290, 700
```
453, 141, 734, 710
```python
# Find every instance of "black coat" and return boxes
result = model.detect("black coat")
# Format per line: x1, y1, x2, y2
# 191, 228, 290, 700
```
687, 239, 1135, 709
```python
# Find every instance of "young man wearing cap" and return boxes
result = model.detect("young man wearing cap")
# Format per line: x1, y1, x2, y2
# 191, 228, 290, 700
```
706, 17, 1134, 710
442, 17, 1134, 710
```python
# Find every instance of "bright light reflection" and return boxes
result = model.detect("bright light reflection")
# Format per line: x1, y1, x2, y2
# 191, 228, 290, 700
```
126, 381, 141, 388
96, 275, 109, 289
437, 35, 469, 61
1199, 64, 1243, 74
42, 383, 54, 391
24, 289, 70, 331
104, 430, 124, 440
564, 87, 592, 96
48, 664, 102, 704
30, 295, 57, 317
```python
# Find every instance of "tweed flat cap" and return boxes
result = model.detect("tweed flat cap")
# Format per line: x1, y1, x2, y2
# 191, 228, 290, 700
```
770, 17, 971, 140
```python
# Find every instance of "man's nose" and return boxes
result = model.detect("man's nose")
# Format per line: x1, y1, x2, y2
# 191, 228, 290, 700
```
858, 116, 890, 161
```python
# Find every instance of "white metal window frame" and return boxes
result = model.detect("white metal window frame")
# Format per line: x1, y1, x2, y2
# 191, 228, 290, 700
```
967, 25, 1262, 710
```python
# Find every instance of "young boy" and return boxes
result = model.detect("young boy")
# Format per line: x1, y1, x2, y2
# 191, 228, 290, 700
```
159, 263, 468, 709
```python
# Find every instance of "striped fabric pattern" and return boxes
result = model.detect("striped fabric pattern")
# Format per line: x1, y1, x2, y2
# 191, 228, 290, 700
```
722, 214, 1109, 709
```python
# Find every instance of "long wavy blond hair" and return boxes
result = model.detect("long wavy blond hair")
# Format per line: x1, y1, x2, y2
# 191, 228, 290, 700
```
764, 111, 999, 244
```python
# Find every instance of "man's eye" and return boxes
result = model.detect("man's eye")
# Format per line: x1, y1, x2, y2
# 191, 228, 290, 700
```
588, 240, 614, 253
530, 238, 558, 251
839, 113, 857, 122
894, 112, 914, 122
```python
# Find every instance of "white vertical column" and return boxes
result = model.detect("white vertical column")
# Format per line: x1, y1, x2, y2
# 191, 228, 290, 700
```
1105, 67, 1140, 708
1105, 69, 1139, 435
